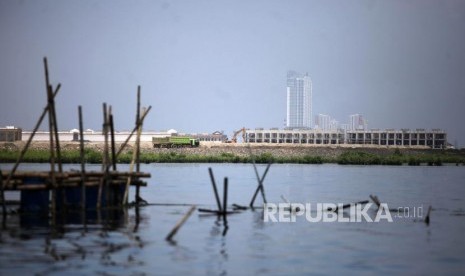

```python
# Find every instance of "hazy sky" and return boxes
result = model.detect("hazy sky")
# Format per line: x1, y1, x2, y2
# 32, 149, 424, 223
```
1, 0, 464, 145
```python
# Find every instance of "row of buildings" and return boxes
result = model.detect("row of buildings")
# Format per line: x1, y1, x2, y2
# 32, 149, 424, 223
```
0, 126, 447, 149
0, 127, 227, 143
245, 128, 448, 149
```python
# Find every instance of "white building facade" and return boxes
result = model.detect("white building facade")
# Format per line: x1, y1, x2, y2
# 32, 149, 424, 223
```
286, 71, 312, 128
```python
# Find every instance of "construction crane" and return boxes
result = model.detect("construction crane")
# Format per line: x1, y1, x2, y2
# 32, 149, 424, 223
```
230, 127, 247, 143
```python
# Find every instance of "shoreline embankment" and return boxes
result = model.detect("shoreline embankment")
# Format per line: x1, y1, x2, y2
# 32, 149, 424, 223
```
1, 141, 464, 165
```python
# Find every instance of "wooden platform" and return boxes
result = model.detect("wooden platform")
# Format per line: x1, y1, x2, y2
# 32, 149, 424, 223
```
1, 170, 150, 191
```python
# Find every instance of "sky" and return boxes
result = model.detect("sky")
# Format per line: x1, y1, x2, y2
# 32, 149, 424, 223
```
1, 0, 464, 146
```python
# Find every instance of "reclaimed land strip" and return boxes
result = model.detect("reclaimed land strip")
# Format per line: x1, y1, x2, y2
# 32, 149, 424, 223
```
1, 141, 465, 165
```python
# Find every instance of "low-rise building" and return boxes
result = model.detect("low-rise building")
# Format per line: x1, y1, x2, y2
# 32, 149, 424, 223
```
245, 128, 447, 149
0, 126, 22, 142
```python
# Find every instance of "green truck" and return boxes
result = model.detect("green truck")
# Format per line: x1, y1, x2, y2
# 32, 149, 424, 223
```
152, 136, 200, 148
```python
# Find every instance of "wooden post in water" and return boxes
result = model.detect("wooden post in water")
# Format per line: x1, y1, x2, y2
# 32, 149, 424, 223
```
249, 162, 271, 207
122, 86, 147, 206
135, 86, 141, 203
223, 177, 228, 221
123, 106, 145, 205
44, 58, 57, 222
48, 84, 65, 209
109, 112, 117, 171
78, 106, 86, 212
165, 205, 196, 241
208, 168, 222, 212
104, 104, 110, 206
97, 103, 109, 209
47, 63, 62, 176
369, 195, 381, 209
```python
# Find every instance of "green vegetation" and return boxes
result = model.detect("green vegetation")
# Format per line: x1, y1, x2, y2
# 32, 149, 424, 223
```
0, 148, 464, 166
336, 151, 463, 166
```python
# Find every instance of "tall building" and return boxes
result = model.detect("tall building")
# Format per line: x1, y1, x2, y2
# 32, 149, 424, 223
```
314, 114, 331, 130
286, 70, 312, 128
349, 114, 367, 130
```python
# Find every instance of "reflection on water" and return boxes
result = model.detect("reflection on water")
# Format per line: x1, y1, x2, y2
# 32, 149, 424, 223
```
0, 206, 147, 275
1, 163, 465, 275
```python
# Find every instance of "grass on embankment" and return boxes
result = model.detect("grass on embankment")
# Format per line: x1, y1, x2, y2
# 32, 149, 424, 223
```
1, 148, 464, 166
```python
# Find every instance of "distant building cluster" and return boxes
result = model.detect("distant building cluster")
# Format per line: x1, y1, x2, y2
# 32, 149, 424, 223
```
286, 70, 369, 131
268, 69, 448, 148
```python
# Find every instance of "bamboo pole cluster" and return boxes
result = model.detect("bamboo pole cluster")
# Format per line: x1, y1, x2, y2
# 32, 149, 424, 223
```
0, 57, 152, 222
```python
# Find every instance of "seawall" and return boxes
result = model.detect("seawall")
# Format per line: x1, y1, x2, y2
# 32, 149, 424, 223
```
1, 141, 462, 160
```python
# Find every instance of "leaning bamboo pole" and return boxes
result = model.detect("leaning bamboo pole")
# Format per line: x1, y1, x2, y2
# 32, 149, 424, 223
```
166, 205, 196, 241
2, 85, 60, 191
113, 106, 152, 161
44, 58, 57, 222
123, 107, 145, 205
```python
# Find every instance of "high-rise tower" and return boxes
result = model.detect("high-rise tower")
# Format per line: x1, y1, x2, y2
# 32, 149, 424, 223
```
286, 70, 312, 128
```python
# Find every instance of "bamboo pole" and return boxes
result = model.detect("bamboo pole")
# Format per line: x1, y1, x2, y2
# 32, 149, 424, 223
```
113, 106, 152, 160
78, 106, 86, 211
132, 88, 141, 231
369, 194, 381, 208
49, 85, 65, 209
123, 106, 144, 205
44, 58, 57, 222
104, 104, 110, 206
135, 86, 141, 203
165, 205, 196, 241
249, 162, 271, 207
2, 85, 60, 189
109, 113, 117, 171
223, 177, 228, 221
247, 145, 270, 207
208, 167, 222, 212
97, 103, 109, 209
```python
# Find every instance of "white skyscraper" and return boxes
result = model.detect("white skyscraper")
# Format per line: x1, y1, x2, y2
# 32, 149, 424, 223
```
349, 114, 368, 130
315, 114, 331, 130
286, 71, 312, 128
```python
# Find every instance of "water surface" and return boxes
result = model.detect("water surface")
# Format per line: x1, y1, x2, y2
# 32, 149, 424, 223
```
1, 163, 464, 275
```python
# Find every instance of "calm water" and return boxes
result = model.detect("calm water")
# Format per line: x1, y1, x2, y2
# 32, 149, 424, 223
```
1, 163, 465, 275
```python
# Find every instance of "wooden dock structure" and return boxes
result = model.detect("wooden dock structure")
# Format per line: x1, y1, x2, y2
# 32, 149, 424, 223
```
0, 57, 152, 220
